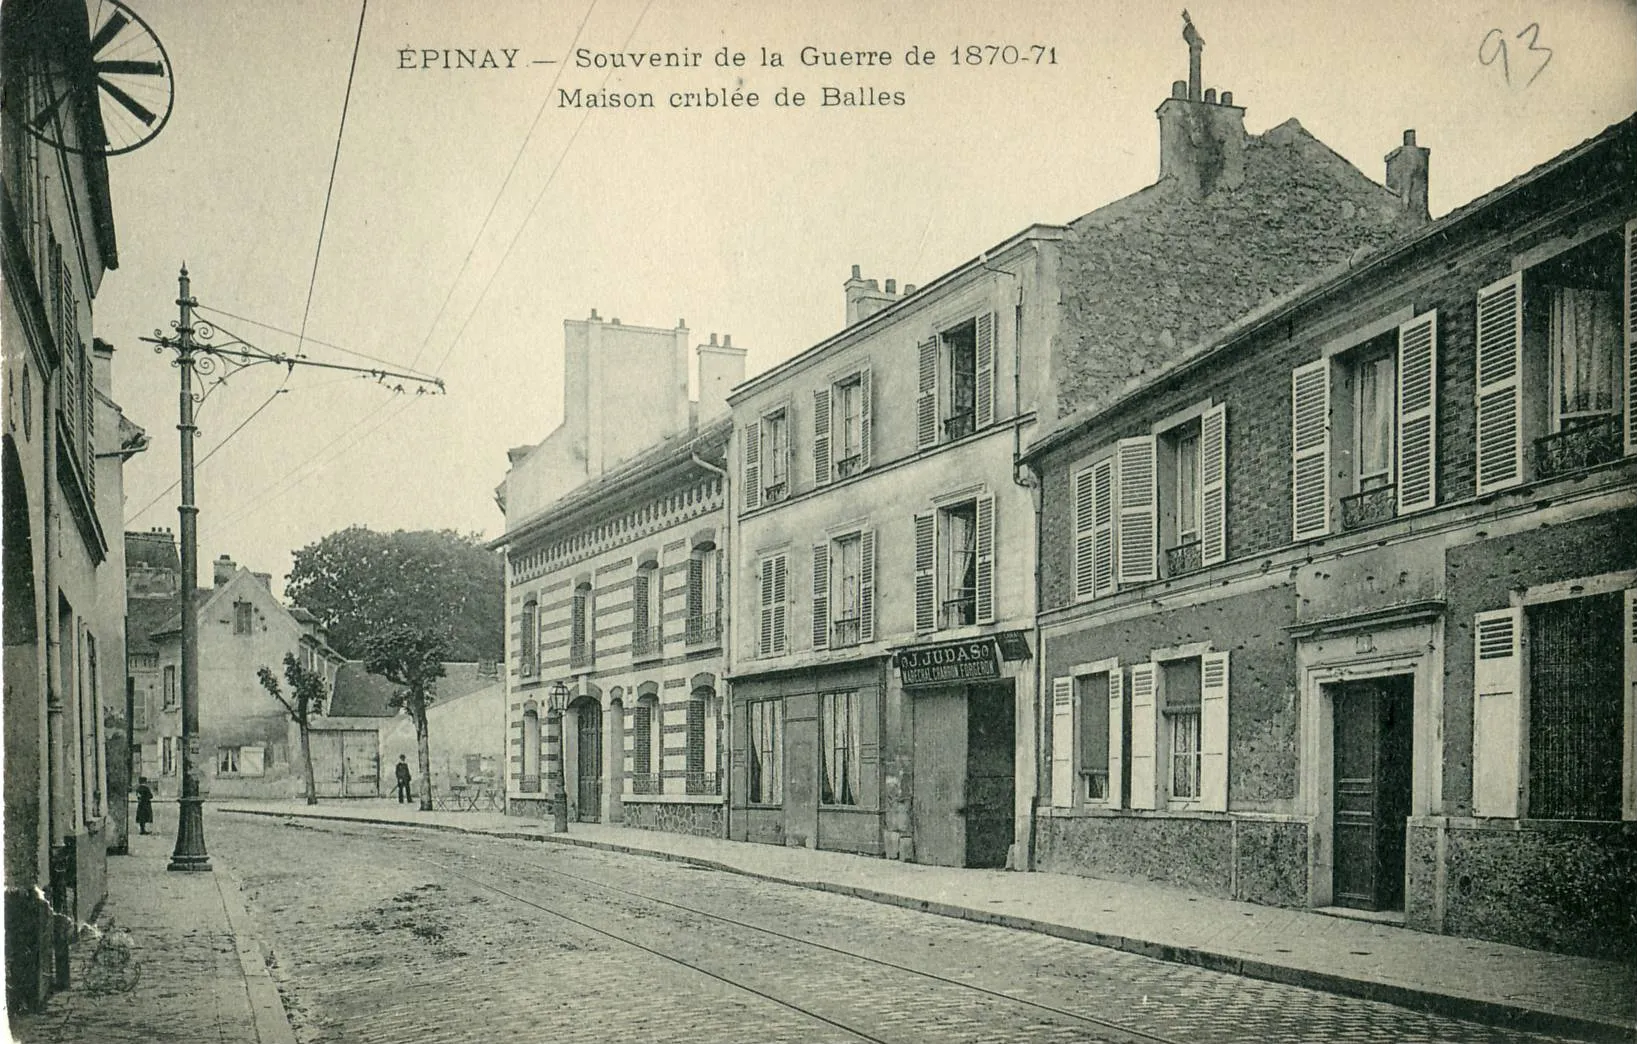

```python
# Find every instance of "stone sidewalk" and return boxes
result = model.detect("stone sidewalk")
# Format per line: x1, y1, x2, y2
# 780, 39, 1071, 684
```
7, 803, 295, 1044
220, 798, 1636, 1043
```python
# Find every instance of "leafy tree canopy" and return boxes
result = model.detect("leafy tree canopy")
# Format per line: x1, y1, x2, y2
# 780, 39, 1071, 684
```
285, 526, 502, 662
362, 624, 449, 717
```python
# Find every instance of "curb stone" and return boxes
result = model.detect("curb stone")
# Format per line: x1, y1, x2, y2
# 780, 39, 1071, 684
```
212, 861, 299, 1044
219, 806, 1635, 1044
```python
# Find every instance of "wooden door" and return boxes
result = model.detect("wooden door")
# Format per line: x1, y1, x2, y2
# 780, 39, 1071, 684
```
912, 689, 966, 866
1332, 676, 1413, 910
309, 731, 346, 797
576, 703, 603, 821
341, 731, 380, 796
964, 683, 1015, 869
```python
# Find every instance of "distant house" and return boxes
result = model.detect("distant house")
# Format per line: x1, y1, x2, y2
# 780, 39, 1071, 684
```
131, 548, 344, 798
311, 660, 503, 797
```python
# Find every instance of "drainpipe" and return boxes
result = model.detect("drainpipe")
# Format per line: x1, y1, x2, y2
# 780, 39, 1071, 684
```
691, 449, 731, 839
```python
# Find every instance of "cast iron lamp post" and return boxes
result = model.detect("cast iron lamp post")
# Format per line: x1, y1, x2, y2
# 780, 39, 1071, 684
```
547, 681, 570, 832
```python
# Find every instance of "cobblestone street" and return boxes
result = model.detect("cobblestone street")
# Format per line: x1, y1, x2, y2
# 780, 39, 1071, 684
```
206, 814, 1589, 1044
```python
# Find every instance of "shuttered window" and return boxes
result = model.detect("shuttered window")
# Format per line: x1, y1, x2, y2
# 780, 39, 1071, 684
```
1625, 590, 1637, 821
1528, 593, 1623, 822
811, 543, 830, 651
916, 337, 939, 450
1291, 358, 1332, 539
1050, 676, 1075, 808
858, 530, 876, 643
741, 420, 761, 512
1116, 437, 1157, 584
1471, 608, 1522, 818
1128, 664, 1158, 810
1396, 311, 1439, 513
1072, 457, 1115, 601
1199, 651, 1229, 812
913, 511, 936, 633
974, 495, 996, 624
1625, 220, 1637, 455
1475, 274, 1524, 493
1199, 403, 1227, 565
758, 553, 788, 656
974, 311, 996, 429
813, 385, 832, 486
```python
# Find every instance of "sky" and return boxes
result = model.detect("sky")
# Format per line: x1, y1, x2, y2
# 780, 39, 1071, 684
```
90, 0, 1637, 595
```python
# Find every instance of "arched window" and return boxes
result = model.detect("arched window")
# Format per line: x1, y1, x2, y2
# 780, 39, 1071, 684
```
570, 582, 593, 669
520, 708, 541, 792
686, 687, 719, 795
633, 689, 661, 794
687, 542, 721, 647
633, 557, 662, 659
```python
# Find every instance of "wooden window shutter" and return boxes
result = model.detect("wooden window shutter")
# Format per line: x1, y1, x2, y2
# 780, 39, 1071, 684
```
1115, 437, 1157, 585
1291, 358, 1332, 539
913, 511, 936, 633
758, 561, 775, 656
1050, 677, 1075, 808
1128, 664, 1158, 810
1199, 651, 1230, 812
1471, 608, 1523, 818
1624, 219, 1636, 456
811, 543, 830, 651
770, 553, 788, 655
916, 337, 939, 449
975, 311, 996, 429
1072, 461, 1114, 601
1397, 311, 1439, 513
1200, 403, 1227, 565
1475, 273, 1525, 493
742, 421, 762, 512
813, 385, 832, 486
1623, 589, 1636, 821
974, 494, 997, 624
1107, 668, 1125, 810
857, 366, 874, 469
858, 530, 876, 643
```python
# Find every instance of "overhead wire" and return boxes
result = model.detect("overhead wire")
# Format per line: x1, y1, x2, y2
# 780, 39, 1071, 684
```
406, 0, 602, 372
429, 0, 656, 379
125, 382, 290, 524
194, 302, 436, 377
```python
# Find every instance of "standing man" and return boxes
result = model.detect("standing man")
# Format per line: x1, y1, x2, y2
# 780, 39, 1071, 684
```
394, 755, 413, 804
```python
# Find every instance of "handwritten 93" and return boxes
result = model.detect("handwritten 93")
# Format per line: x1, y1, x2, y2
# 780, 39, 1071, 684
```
1479, 24, 1553, 88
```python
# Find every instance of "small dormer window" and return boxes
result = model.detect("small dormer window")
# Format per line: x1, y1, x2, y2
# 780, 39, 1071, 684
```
233, 601, 253, 635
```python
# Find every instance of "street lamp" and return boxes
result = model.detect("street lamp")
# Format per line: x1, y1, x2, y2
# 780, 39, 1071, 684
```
546, 681, 570, 832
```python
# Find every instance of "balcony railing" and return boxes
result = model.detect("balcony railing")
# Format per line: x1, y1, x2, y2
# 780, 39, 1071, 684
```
517, 774, 541, 794
1341, 484, 1397, 531
685, 611, 721, 647
762, 479, 789, 504
632, 624, 663, 660
1165, 540, 1203, 576
943, 413, 975, 441
1534, 415, 1622, 479
835, 454, 863, 479
629, 773, 661, 796
831, 617, 861, 648
685, 771, 721, 796
568, 642, 593, 671
941, 593, 976, 629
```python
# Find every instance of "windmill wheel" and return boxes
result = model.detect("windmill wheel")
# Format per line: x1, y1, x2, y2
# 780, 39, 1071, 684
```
12, 0, 174, 157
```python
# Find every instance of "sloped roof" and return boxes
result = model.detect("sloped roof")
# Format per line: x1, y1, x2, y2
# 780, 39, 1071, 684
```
1027, 111, 1637, 460
126, 596, 176, 656
327, 660, 504, 718
1050, 117, 1425, 419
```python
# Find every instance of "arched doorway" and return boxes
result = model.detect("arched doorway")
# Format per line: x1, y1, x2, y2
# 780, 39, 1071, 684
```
573, 697, 602, 821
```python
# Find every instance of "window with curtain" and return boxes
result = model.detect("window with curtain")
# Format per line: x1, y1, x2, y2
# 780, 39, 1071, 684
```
820, 690, 860, 806
1550, 286, 1619, 428
1356, 351, 1396, 491
748, 698, 782, 804
941, 501, 978, 627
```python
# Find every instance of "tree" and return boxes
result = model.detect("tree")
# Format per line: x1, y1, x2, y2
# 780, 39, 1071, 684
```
256, 653, 328, 806
361, 623, 449, 812
285, 527, 502, 662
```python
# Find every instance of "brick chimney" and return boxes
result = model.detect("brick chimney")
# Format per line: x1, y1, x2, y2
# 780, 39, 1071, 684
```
844, 265, 898, 326
1385, 129, 1430, 221
1156, 12, 1246, 198
697, 332, 747, 422
214, 554, 236, 587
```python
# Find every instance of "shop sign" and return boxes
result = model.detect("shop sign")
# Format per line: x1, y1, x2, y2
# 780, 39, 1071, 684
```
897, 638, 1001, 688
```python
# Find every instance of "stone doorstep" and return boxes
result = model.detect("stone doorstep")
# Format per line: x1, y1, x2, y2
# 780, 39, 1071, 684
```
216, 806, 1636, 1044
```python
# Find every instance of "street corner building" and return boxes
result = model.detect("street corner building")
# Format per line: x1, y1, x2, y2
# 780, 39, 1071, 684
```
494, 313, 742, 835
127, 545, 346, 800
722, 37, 1427, 871
1023, 113, 1637, 961
1, 0, 148, 1010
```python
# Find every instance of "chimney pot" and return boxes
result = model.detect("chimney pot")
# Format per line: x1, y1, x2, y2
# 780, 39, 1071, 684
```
850, 264, 862, 279
723, 334, 732, 347
1403, 129, 1416, 146
1220, 90, 1232, 105
709, 333, 718, 346
611, 317, 620, 325
1204, 88, 1217, 104
590, 308, 600, 320
1172, 79, 1187, 98
904, 284, 917, 295
885, 278, 897, 294
1385, 130, 1431, 221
